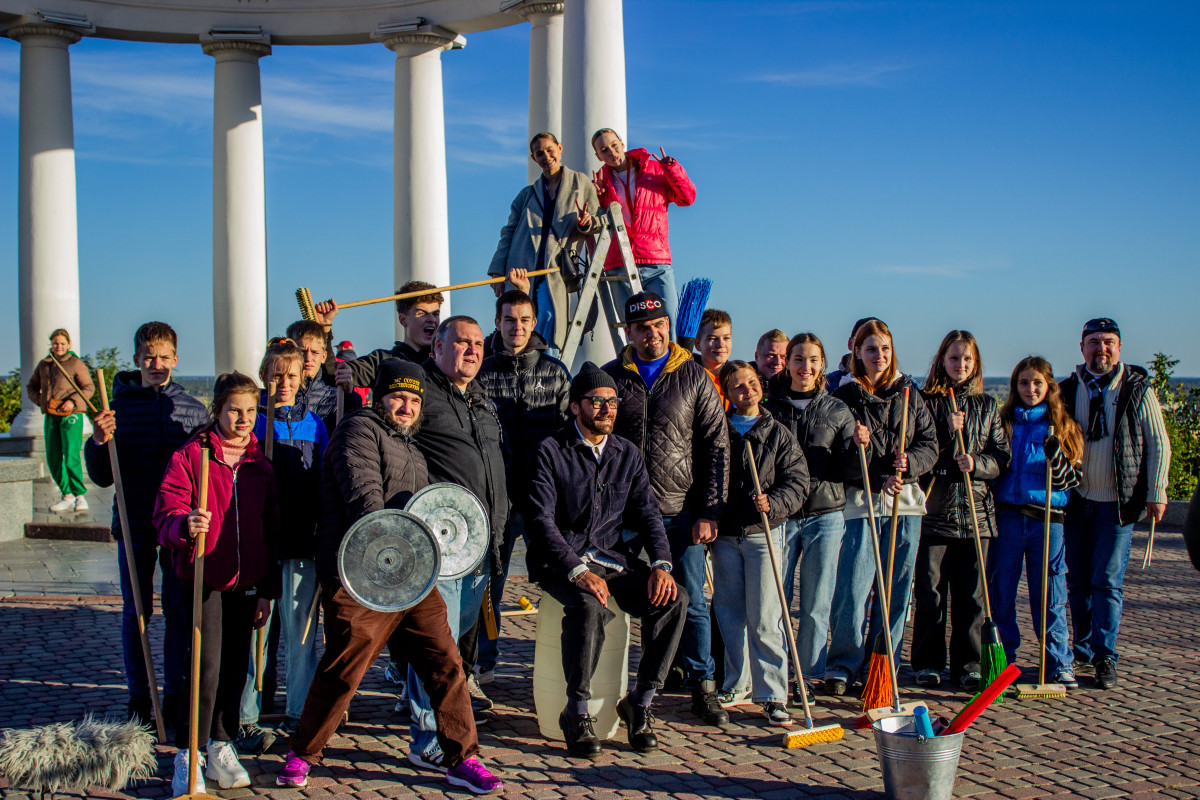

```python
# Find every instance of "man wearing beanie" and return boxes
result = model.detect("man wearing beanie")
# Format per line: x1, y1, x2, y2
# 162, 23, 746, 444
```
602, 292, 730, 727
529, 362, 687, 757
1059, 318, 1170, 690
282, 358, 505, 794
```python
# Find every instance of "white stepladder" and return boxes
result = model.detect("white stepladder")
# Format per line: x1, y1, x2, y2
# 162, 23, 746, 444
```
559, 202, 646, 368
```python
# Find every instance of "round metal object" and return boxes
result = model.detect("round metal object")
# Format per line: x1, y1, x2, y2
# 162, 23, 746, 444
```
337, 509, 440, 613
405, 483, 490, 579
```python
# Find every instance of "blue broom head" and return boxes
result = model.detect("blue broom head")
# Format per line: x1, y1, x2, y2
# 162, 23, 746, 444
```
676, 278, 713, 338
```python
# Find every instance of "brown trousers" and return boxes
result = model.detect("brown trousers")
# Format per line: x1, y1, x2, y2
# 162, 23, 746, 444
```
289, 586, 478, 767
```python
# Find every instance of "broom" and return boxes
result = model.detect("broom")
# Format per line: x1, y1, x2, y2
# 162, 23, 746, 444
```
1016, 426, 1067, 700
675, 277, 713, 352
855, 443, 927, 725
1142, 518, 1157, 569
96, 369, 168, 742
174, 446, 221, 800
254, 381, 277, 693
744, 441, 844, 747
862, 387, 909, 714
948, 388, 1007, 701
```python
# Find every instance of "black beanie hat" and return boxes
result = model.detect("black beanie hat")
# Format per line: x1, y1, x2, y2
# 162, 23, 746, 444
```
373, 358, 425, 400
624, 291, 669, 325
570, 361, 618, 404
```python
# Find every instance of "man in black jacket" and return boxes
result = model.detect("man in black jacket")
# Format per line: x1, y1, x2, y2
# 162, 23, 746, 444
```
287, 359, 504, 795
529, 363, 685, 757
475, 290, 570, 680
85, 321, 207, 729
407, 316, 510, 769
602, 292, 730, 726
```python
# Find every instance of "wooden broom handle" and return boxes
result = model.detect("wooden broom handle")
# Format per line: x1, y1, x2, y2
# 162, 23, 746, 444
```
949, 388, 994, 617
885, 387, 910, 596
48, 351, 98, 413
338, 268, 557, 310
188, 448, 210, 792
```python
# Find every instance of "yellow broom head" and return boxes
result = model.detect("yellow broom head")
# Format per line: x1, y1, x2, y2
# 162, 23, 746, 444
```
295, 287, 317, 322
1014, 682, 1067, 700
860, 643, 892, 713
783, 723, 844, 748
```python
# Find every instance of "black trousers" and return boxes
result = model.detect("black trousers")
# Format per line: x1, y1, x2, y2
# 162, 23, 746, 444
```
538, 561, 688, 705
175, 586, 257, 749
911, 536, 987, 680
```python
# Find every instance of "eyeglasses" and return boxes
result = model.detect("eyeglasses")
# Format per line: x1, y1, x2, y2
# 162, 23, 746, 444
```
583, 396, 620, 410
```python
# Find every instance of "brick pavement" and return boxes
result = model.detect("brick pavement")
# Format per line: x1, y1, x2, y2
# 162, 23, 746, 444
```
1, 528, 1197, 799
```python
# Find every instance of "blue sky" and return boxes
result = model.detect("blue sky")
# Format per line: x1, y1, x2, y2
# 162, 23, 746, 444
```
2, 0, 1198, 378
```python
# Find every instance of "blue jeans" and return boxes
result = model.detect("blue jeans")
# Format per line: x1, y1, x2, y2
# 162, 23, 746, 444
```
239, 599, 275, 725
711, 529, 788, 703
533, 278, 559, 357
826, 513, 921, 681
607, 264, 678, 340
783, 512, 846, 679
1063, 497, 1133, 663
664, 515, 715, 684
277, 559, 321, 719
409, 557, 491, 759
990, 510, 1070, 673
116, 536, 189, 697
478, 512, 528, 673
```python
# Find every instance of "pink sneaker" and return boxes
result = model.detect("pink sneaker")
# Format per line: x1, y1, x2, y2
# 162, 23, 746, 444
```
445, 756, 504, 794
276, 751, 311, 787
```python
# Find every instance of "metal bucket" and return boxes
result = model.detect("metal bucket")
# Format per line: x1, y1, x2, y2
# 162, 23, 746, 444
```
872, 716, 964, 800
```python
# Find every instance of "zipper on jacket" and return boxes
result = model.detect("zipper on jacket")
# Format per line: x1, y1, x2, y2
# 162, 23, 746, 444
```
232, 465, 242, 585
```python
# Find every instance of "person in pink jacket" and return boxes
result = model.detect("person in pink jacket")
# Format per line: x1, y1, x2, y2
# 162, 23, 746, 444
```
592, 129, 697, 341
155, 371, 280, 795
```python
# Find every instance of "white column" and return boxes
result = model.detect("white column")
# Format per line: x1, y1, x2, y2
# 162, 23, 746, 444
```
9, 24, 82, 439
518, 2, 564, 186
204, 40, 270, 378
387, 33, 455, 333
561, 0, 628, 369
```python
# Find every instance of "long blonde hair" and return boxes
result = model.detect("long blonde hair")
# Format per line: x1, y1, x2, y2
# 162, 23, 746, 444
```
1000, 356, 1083, 464
924, 330, 983, 396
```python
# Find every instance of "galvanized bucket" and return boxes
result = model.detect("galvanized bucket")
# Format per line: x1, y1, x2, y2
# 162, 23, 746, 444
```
872, 716, 965, 800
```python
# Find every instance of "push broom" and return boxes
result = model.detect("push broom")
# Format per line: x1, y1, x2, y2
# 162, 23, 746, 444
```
1016, 426, 1067, 700
674, 277, 713, 352
96, 369, 168, 743
856, 442, 927, 726
174, 446, 220, 800
948, 388, 1007, 702
744, 442, 844, 747
862, 388, 909, 716
295, 269, 557, 322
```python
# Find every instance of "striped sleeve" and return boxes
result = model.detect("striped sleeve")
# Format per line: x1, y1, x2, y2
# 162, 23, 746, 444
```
1140, 388, 1172, 504
1047, 443, 1080, 492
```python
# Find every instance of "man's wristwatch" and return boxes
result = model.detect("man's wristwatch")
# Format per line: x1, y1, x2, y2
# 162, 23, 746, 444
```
651, 560, 672, 574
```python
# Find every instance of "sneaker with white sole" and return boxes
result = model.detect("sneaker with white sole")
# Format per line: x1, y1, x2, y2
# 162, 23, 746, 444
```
277, 751, 311, 787
205, 739, 251, 789
73, 495, 88, 511
1055, 668, 1079, 690
49, 494, 75, 513
474, 666, 495, 685
445, 756, 504, 794
762, 702, 794, 727
409, 746, 447, 773
717, 688, 752, 708
171, 749, 206, 795
467, 673, 494, 712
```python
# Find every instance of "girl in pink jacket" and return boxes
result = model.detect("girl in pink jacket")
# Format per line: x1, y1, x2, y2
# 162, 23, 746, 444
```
155, 371, 280, 795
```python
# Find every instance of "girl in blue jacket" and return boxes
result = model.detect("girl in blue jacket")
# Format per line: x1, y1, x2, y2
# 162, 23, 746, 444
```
989, 356, 1083, 688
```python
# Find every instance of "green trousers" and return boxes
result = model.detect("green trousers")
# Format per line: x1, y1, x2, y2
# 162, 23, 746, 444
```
44, 412, 87, 497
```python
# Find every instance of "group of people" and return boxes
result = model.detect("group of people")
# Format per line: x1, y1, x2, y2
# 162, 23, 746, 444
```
32, 127, 1170, 794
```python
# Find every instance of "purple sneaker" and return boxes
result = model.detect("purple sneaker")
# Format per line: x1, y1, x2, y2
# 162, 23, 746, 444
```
445, 756, 504, 795
277, 751, 311, 788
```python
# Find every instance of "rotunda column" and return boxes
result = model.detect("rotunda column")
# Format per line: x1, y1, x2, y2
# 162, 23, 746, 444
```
517, 2, 564, 185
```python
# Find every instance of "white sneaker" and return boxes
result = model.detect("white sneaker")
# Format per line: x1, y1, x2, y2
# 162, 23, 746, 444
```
205, 739, 251, 789
172, 749, 207, 795
49, 494, 75, 513
474, 665, 495, 685
74, 495, 88, 511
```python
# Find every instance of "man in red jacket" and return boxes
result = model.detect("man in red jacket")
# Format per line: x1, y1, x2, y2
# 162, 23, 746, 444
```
592, 129, 696, 341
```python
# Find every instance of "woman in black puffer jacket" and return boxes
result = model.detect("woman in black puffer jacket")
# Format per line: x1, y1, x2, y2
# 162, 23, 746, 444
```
912, 331, 1011, 692
762, 333, 858, 693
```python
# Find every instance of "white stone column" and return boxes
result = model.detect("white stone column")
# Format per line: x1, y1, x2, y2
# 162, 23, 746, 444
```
9, 24, 82, 439
518, 2, 564, 186
387, 32, 456, 331
205, 40, 271, 378
561, 0, 628, 369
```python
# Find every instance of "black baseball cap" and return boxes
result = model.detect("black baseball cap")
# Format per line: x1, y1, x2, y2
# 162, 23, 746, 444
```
1082, 317, 1120, 342
624, 292, 669, 325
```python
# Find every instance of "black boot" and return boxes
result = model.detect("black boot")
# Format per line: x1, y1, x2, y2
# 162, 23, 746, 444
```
690, 680, 729, 726
616, 696, 658, 752
127, 693, 152, 727
558, 710, 602, 758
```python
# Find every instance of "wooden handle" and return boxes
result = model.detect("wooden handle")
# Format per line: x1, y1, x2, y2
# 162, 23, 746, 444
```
885, 387, 911, 593
199, 447, 210, 512
48, 352, 98, 413
337, 268, 557, 311
255, 626, 267, 691
949, 388, 994, 617
482, 585, 499, 640
188, 446, 210, 791
1039, 425, 1054, 684
301, 591, 320, 646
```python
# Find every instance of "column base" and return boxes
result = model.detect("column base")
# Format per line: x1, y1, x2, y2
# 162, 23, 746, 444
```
8, 408, 44, 440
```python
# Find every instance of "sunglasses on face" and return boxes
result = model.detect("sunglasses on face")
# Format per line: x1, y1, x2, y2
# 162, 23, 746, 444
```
583, 396, 620, 410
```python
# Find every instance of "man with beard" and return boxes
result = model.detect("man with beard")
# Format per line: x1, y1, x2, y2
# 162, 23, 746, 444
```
279, 359, 503, 794
528, 363, 686, 757
1059, 317, 1170, 690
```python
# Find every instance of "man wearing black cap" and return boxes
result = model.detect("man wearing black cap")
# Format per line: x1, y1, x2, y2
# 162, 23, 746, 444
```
529, 362, 687, 757
284, 358, 504, 794
1059, 317, 1170, 690
602, 292, 730, 726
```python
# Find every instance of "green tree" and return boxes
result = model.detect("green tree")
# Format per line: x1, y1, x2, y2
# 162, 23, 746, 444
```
1149, 353, 1200, 500
0, 367, 22, 433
